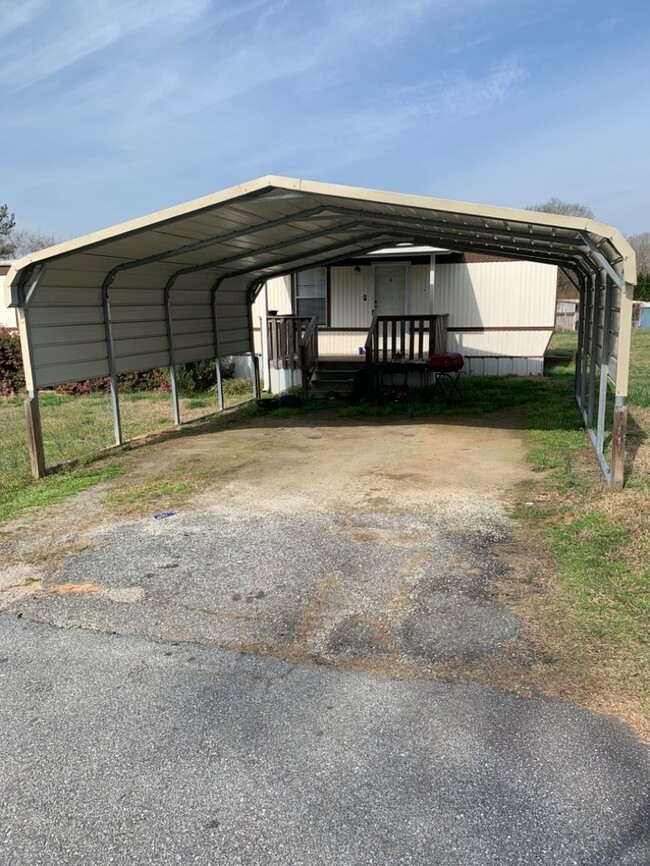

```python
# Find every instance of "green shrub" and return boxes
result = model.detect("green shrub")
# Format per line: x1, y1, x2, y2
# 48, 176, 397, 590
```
0, 327, 24, 395
223, 378, 252, 398
635, 272, 650, 301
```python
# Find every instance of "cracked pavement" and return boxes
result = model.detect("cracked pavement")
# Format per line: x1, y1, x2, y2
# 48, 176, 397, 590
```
1, 417, 648, 864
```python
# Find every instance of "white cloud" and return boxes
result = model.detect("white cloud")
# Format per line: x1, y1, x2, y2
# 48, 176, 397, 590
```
0, 0, 48, 33
1, 0, 213, 91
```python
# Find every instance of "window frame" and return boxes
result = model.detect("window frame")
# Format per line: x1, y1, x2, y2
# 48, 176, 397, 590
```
292, 266, 330, 326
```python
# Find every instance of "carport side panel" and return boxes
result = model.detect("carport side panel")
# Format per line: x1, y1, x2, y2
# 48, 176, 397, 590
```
611, 281, 634, 489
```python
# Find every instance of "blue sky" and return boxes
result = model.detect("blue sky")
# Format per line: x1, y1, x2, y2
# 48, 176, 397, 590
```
3, 0, 650, 241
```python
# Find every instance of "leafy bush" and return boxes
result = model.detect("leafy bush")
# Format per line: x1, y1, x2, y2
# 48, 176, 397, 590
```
0, 327, 25, 395
174, 361, 216, 396
634, 272, 650, 302
223, 377, 252, 398
55, 368, 171, 395
174, 359, 237, 396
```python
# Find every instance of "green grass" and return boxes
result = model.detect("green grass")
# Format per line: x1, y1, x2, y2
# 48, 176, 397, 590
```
104, 473, 193, 516
0, 381, 254, 524
0, 462, 124, 524
628, 330, 650, 407
546, 329, 578, 360
509, 329, 650, 724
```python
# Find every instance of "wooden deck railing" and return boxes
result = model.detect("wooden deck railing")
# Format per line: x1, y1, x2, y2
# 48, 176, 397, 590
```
267, 314, 319, 396
364, 314, 448, 364
299, 316, 319, 397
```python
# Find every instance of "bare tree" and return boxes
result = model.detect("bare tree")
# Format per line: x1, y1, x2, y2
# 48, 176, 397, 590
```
10, 228, 59, 258
0, 204, 16, 258
526, 198, 595, 298
626, 232, 650, 275
527, 197, 595, 220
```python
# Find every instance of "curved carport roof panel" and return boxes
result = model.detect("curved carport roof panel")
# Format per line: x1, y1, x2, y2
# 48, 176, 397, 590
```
3, 176, 636, 487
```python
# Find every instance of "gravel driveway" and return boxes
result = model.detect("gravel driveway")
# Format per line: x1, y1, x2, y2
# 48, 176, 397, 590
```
0, 414, 648, 864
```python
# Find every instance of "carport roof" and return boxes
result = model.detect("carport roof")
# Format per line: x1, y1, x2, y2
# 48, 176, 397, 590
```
4, 175, 637, 304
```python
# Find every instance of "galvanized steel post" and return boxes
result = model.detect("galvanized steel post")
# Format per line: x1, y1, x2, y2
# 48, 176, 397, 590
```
210, 278, 225, 412
596, 272, 613, 454
100, 273, 123, 445
164, 278, 180, 425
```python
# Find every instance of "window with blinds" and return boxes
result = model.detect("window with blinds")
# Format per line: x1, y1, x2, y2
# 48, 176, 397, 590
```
294, 267, 328, 325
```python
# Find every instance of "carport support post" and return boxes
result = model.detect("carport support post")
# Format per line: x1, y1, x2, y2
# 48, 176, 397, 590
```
101, 277, 123, 445
16, 266, 48, 478
574, 275, 586, 404
579, 276, 591, 410
611, 280, 635, 490
25, 391, 46, 479
164, 282, 181, 425
247, 282, 262, 399
587, 272, 600, 428
596, 271, 613, 453
210, 282, 224, 411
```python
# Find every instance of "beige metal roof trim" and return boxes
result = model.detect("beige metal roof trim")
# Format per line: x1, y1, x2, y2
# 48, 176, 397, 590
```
3, 176, 636, 311
3, 174, 636, 399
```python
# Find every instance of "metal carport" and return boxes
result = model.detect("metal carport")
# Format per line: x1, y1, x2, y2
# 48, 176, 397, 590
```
3, 176, 636, 487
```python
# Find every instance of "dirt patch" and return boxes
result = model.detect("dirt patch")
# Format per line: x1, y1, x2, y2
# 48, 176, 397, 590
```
4, 408, 644, 736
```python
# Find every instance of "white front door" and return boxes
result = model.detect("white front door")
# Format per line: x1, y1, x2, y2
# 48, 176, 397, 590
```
374, 265, 408, 316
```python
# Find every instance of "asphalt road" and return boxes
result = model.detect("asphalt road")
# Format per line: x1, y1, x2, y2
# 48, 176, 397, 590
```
1, 614, 649, 866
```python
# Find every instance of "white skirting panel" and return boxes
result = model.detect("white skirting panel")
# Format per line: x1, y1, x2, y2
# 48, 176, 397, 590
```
463, 356, 544, 376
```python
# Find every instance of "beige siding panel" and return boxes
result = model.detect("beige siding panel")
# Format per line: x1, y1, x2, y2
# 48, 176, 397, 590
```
172, 318, 214, 335
33, 341, 108, 369
37, 359, 110, 388
435, 261, 556, 329
267, 275, 292, 313
0, 305, 18, 328
28, 307, 104, 326
447, 329, 552, 357
319, 331, 368, 356
174, 330, 213, 351
167, 289, 212, 306
219, 331, 251, 354
217, 314, 249, 331
330, 266, 372, 328
171, 306, 211, 323
30, 323, 105, 348
115, 352, 169, 374
250, 276, 292, 323
44, 253, 123, 274
30, 286, 102, 307
112, 321, 167, 341
111, 306, 166, 324
109, 288, 165, 307
114, 335, 168, 360
409, 264, 431, 313
216, 291, 247, 308
35, 269, 107, 289
174, 345, 216, 364
109, 263, 184, 289
217, 303, 247, 321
